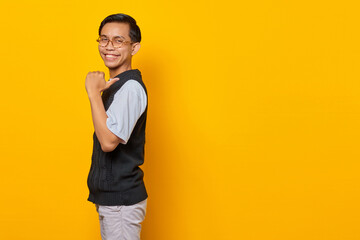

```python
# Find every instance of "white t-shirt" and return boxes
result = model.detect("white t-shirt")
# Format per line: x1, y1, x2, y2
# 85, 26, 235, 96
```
105, 80, 147, 144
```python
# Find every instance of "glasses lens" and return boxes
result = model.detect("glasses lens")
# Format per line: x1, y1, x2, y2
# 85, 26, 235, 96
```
112, 37, 125, 48
98, 37, 108, 47
97, 37, 125, 48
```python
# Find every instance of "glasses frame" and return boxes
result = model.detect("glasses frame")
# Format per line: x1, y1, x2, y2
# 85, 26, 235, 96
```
96, 36, 134, 48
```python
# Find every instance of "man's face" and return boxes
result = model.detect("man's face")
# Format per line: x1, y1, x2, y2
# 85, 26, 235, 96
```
98, 22, 135, 70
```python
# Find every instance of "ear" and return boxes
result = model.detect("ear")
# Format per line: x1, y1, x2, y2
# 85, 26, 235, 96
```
131, 42, 141, 56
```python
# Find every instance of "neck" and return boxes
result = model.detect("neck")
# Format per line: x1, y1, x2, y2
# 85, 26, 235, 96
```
109, 64, 132, 78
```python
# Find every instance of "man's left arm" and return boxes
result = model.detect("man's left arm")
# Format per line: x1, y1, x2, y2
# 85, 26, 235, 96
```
85, 71, 124, 152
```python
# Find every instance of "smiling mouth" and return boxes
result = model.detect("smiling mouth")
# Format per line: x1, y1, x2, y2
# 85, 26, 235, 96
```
105, 54, 119, 57
104, 54, 120, 60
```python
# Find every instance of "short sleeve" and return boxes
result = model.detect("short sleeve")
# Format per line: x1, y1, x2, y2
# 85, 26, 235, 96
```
105, 80, 147, 144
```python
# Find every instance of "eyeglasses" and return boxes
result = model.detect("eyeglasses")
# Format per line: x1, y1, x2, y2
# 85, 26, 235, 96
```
96, 36, 134, 48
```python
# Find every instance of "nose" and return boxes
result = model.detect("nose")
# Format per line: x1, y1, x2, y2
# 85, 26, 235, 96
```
105, 40, 115, 50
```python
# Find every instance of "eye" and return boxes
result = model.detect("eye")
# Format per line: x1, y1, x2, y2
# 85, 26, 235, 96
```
100, 37, 108, 41
114, 38, 124, 44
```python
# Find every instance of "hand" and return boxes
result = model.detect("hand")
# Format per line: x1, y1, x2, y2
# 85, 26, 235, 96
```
85, 71, 119, 97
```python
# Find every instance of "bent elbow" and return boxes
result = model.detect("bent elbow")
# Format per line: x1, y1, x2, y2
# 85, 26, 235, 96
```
100, 136, 125, 152
100, 142, 115, 152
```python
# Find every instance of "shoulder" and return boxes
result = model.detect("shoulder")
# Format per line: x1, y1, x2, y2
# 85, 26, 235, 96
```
112, 80, 147, 107
116, 80, 146, 96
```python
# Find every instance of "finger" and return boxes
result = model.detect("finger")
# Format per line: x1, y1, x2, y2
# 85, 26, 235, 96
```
106, 78, 120, 88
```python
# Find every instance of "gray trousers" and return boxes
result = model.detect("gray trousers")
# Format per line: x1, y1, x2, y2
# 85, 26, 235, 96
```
95, 198, 147, 240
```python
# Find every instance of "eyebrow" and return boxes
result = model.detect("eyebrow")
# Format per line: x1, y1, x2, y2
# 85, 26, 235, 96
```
100, 34, 126, 39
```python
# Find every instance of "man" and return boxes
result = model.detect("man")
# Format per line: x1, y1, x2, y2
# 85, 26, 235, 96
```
85, 13, 148, 240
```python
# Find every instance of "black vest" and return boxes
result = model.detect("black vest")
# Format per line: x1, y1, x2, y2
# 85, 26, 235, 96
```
87, 69, 148, 206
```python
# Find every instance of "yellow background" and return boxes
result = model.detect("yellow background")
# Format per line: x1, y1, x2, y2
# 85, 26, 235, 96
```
0, 0, 359, 239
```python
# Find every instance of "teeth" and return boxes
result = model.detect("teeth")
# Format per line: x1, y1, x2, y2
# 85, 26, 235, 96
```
106, 54, 118, 58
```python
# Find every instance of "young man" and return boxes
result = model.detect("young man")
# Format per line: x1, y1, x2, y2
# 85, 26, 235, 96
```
85, 13, 148, 240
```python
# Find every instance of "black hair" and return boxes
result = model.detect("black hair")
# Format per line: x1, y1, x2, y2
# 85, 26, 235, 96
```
98, 13, 141, 43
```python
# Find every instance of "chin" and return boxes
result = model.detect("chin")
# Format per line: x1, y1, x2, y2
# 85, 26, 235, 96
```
104, 62, 120, 69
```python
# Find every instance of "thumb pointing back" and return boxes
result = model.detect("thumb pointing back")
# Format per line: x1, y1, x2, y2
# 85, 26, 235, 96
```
107, 77, 120, 87
101, 77, 120, 92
